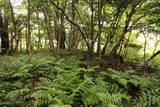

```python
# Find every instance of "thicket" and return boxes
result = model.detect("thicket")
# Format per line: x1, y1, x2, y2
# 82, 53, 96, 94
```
0, 54, 160, 107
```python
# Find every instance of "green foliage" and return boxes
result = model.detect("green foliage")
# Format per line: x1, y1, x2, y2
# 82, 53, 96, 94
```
125, 43, 143, 50
106, 68, 149, 87
106, 68, 160, 107
0, 54, 160, 107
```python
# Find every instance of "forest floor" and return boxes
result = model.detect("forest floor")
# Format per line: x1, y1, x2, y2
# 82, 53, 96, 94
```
0, 53, 160, 107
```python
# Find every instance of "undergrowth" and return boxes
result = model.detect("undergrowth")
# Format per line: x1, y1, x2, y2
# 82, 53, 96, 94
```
0, 54, 160, 107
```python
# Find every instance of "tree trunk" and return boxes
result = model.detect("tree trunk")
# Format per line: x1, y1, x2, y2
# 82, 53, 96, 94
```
43, 6, 54, 52
97, 0, 103, 64
90, 0, 94, 54
109, 7, 136, 56
0, 10, 9, 54
54, 2, 66, 52
27, 0, 32, 62
69, 0, 76, 50
143, 32, 147, 59
50, 0, 91, 54
101, 8, 123, 55
25, 26, 28, 53
59, 12, 66, 49
36, 7, 42, 51
8, 0, 18, 53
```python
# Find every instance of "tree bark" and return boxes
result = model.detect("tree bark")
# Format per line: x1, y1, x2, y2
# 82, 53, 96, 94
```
43, 6, 54, 52
90, 0, 94, 54
97, 0, 103, 64
109, 7, 136, 56
0, 10, 9, 54
36, 7, 42, 51
69, 0, 76, 50
27, 0, 32, 62
8, 0, 18, 53
50, 0, 91, 54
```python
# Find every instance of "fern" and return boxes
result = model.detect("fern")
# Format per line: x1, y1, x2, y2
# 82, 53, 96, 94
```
0, 54, 160, 107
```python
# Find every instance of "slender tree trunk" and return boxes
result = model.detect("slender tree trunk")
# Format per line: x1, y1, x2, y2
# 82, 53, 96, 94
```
101, 41, 108, 55
10, 30, 14, 51
57, 25, 61, 55
36, 7, 42, 51
54, 2, 66, 55
47, 5, 54, 50
101, 8, 122, 55
109, 7, 136, 56
27, 0, 32, 62
8, 0, 18, 53
143, 33, 147, 59
143, 32, 147, 72
43, 6, 53, 52
69, 0, 76, 50
90, 0, 94, 54
97, 0, 103, 64
152, 33, 159, 54
25, 26, 28, 53
59, 12, 66, 49
19, 35, 22, 52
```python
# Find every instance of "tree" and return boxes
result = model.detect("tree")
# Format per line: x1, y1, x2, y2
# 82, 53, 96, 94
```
8, 0, 17, 53
0, 7, 9, 54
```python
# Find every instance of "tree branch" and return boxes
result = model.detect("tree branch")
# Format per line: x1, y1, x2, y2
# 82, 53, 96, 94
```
49, 0, 90, 49
148, 50, 160, 62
